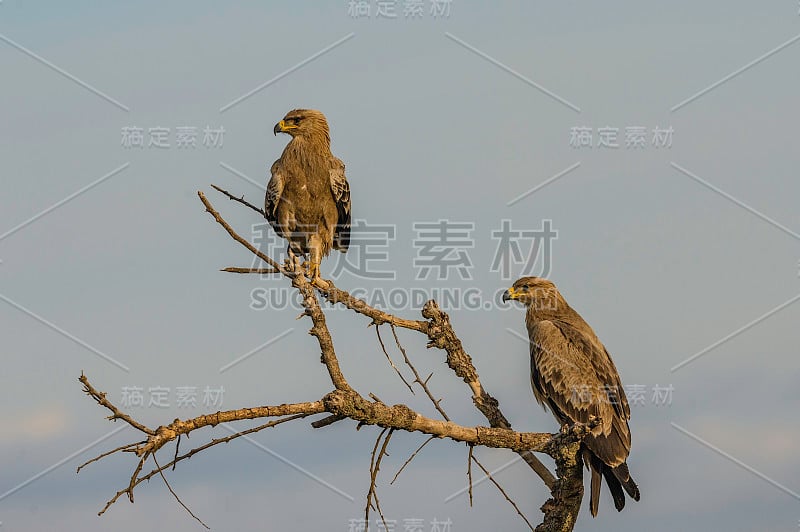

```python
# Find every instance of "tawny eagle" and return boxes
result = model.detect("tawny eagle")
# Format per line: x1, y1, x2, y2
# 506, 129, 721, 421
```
266, 109, 351, 283
503, 276, 640, 517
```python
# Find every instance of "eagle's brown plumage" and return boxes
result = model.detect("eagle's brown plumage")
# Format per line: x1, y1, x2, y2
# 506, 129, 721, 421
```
266, 109, 351, 283
503, 276, 640, 517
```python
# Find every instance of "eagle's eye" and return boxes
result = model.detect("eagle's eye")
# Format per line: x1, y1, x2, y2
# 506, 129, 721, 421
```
291, 117, 301, 124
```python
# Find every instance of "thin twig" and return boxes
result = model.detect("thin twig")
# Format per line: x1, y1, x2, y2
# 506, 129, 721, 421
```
366, 428, 389, 524
391, 324, 449, 421
467, 444, 474, 507
127, 455, 148, 503
80, 374, 154, 435
97, 414, 312, 516
198, 191, 286, 274
172, 435, 181, 471
152, 452, 210, 529
311, 414, 346, 429
375, 325, 415, 394
366, 428, 394, 532
221, 267, 280, 274
471, 454, 535, 532
211, 184, 266, 217
390, 435, 436, 485
76, 441, 145, 473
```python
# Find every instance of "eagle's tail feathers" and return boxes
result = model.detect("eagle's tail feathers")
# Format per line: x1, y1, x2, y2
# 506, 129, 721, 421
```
611, 462, 640, 501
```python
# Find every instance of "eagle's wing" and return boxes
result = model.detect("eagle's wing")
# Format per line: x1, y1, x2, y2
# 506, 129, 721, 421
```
329, 156, 351, 251
529, 319, 631, 465
265, 160, 285, 225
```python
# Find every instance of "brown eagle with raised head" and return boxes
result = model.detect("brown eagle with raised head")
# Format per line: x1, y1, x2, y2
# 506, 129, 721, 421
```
267, 109, 351, 283
503, 276, 640, 517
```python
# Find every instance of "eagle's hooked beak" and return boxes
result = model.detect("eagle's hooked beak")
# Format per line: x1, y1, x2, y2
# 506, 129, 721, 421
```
502, 287, 518, 303
274, 119, 299, 136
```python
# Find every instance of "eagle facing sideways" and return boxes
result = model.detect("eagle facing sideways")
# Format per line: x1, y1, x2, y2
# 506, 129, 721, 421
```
267, 109, 351, 283
503, 276, 640, 517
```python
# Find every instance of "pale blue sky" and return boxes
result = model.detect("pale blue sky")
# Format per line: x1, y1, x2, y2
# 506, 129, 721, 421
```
1, 2, 799, 531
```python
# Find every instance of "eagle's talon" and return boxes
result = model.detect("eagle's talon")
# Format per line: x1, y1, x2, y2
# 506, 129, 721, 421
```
312, 277, 330, 289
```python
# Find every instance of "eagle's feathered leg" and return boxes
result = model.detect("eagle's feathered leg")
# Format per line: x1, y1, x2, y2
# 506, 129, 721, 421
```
286, 245, 303, 274
307, 234, 325, 286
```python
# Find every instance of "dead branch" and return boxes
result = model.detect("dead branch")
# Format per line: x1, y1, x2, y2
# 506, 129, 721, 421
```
366, 428, 394, 532
204, 181, 555, 489
210, 184, 266, 217
80, 373, 154, 435
467, 444, 474, 507
421, 300, 557, 489
472, 452, 535, 531
95, 412, 314, 516
78, 189, 591, 531
391, 435, 435, 484
375, 324, 415, 394
221, 267, 280, 274
151, 452, 210, 529
391, 324, 450, 421
198, 191, 286, 275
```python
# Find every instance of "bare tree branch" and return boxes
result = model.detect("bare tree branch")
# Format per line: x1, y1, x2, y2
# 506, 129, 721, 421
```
391, 435, 435, 484
95, 413, 314, 516
76, 441, 145, 474
221, 267, 280, 274
79, 189, 594, 531
210, 184, 266, 217
467, 444, 474, 507
80, 373, 154, 435
375, 324, 415, 394
472, 452, 536, 531
421, 300, 557, 489
151, 452, 210, 529
391, 324, 450, 421
366, 428, 394, 532
198, 191, 286, 275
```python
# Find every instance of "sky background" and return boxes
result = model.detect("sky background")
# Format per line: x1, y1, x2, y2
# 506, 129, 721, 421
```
1, 1, 799, 531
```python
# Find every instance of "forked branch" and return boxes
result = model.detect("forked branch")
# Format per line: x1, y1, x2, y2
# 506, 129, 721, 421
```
78, 188, 589, 531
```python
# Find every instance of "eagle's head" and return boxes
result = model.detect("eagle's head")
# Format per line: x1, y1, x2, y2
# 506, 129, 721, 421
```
273, 109, 330, 143
502, 276, 561, 310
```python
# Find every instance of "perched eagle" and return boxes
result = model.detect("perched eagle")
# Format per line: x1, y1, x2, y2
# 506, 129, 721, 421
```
266, 109, 351, 283
503, 276, 640, 517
